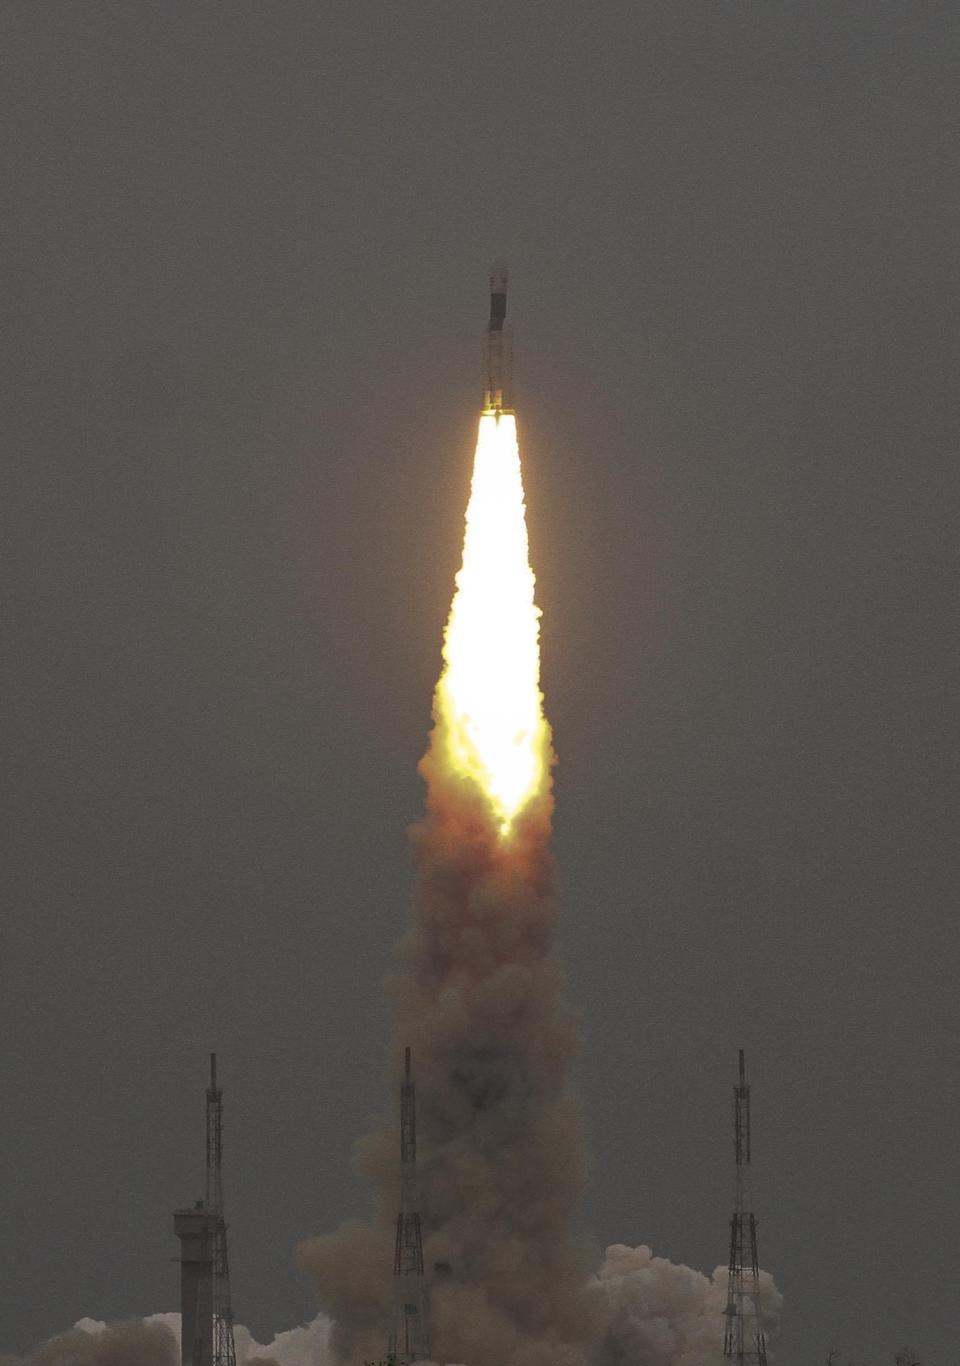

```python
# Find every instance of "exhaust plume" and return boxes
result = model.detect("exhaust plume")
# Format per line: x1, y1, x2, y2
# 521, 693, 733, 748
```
434, 413, 549, 830
299, 412, 597, 1366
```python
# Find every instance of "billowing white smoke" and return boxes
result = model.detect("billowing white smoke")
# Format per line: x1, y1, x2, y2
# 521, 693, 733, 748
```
232, 1314, 332, 1366
0, 1319, 179, 1366
0, 1315, 334, 1366
593, 1245, 782, 1366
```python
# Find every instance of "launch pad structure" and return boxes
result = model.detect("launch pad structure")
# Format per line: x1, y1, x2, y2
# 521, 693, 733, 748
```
723, 1050, 768, 1366
174, 1054, 238, 1366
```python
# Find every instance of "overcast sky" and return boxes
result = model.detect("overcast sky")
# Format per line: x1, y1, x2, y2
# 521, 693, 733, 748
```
2, 3, 958, 1362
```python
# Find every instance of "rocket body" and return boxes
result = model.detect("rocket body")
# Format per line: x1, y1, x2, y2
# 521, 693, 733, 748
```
483, 262, 513, 414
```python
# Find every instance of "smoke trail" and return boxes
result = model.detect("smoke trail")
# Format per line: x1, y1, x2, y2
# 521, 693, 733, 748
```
298, 414, 599, 1366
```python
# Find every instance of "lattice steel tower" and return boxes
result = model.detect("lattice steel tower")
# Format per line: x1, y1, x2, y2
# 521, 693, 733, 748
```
174, 1055, 238, 1366
723, 1050, 768, 1366
387, 1047, 431, 1366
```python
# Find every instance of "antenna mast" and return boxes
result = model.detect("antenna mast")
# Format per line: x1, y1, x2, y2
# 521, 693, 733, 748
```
723, 1050, 768, 1366
387, 1047, 431, 1365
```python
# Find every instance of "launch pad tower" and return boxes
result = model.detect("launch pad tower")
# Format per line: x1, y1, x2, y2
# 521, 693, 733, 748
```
387, 1047, 431, 1366
722, 1050, 768, 1366
174, 1054, 238, 1366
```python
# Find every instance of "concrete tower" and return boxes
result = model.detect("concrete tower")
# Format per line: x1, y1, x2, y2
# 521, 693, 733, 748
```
174, 1055, 237, 1366
174, 1204, 213, 1366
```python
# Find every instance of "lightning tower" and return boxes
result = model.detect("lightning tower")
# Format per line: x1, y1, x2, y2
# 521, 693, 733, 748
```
174, 1055, 238, 1366
723, 1050, 768, 1366
387, 1047, 431, 1366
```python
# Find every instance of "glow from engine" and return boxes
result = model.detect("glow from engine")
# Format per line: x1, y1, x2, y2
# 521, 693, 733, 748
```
435, 413, 548, 832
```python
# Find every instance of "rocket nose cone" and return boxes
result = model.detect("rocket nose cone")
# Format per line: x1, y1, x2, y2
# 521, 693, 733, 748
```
489, 260, 508, 294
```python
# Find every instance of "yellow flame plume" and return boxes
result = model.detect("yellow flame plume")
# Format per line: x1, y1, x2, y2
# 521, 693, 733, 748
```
436, 412, 549, 833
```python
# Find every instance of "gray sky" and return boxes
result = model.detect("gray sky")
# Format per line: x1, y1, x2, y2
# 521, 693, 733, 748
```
2, 2, 957, 1361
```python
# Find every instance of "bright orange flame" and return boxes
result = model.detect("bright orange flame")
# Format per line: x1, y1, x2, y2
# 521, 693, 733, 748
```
436, 412, 549, 833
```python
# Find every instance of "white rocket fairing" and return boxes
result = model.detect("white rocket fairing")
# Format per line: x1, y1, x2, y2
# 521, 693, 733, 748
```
483, 261, 513, 414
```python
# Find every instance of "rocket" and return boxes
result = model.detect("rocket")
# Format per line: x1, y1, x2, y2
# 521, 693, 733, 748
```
483, 261, 513, 414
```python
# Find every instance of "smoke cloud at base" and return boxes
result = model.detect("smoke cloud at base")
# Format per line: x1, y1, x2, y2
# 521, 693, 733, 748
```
2, 1243, 781, 1366
0, 1315, 333, 1366
0, 1319, 179, 1366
